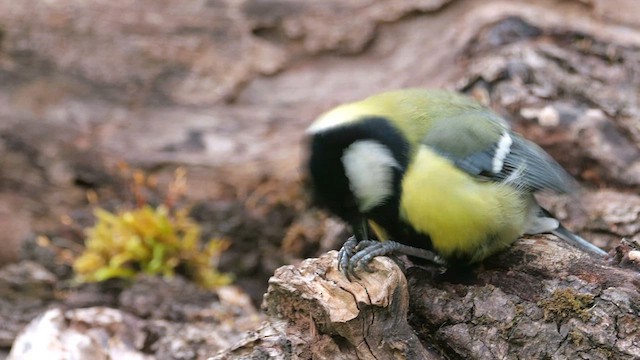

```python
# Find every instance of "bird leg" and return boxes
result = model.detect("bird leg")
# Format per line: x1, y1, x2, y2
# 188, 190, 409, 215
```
340, 239, 445, 280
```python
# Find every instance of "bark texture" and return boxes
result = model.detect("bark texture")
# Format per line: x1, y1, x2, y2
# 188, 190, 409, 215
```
214, 240, 640, 359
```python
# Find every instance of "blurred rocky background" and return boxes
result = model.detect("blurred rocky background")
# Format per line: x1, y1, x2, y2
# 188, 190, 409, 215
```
1, 0, 639, 359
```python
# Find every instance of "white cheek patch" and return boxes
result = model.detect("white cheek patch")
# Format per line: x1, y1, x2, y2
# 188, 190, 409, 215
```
341, 140, 400, 212
492, 131, 513, 173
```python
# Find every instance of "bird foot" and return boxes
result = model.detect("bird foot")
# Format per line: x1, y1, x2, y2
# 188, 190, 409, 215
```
337, 238, 444, 281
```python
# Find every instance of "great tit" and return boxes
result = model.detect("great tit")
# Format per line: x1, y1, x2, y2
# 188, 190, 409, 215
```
306, 88, 607, 279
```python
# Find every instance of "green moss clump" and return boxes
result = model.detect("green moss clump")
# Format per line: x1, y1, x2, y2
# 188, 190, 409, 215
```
568, 329, 586, 346
73, 205, 232, 289
539, 288, 595, 323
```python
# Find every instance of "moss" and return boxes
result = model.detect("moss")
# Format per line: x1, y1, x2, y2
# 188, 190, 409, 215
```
502, 303, 526, 334
474, 315, 493, 326
73, 167, 232, 289
538, 288, 594, 323
568, 329, 586, 346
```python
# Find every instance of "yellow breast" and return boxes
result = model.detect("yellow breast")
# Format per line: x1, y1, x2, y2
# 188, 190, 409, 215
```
400, 146, 529, 262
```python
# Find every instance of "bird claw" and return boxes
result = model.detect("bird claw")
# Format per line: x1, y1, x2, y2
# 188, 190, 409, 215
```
349, 241, 387, 274
337, 236, 359, 280
338, 238, 443, 281
337, 239, 383, 281
350, 240, 378, 274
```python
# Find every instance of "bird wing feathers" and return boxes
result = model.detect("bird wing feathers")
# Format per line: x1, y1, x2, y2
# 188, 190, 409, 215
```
453, 135, 575, 193
422, 111, 574, 194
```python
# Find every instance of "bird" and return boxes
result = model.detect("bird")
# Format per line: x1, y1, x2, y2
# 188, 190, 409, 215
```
305, 88, 607, 279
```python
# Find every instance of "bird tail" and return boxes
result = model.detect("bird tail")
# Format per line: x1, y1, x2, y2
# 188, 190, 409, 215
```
551, 224, 608, 257
532, 206, 608, 257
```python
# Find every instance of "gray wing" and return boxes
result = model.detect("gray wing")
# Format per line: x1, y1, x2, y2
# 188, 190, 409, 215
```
453, 133, 575, 193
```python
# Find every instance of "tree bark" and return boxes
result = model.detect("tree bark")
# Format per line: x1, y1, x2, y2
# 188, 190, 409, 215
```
214, 238, 640, 359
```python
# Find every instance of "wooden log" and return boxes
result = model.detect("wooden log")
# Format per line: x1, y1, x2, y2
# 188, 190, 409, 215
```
214, 238, 640, 359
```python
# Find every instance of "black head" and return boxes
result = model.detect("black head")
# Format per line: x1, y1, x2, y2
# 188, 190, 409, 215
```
306, 116, 410, 235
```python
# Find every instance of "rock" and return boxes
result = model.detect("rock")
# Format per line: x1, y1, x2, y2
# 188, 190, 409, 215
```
538, 105, 560, 127
118, 275, 221, 320
8, 281, 264, 360
0, 261, 57, 348
1, 263, 264, 359
8, 307, 151, 360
